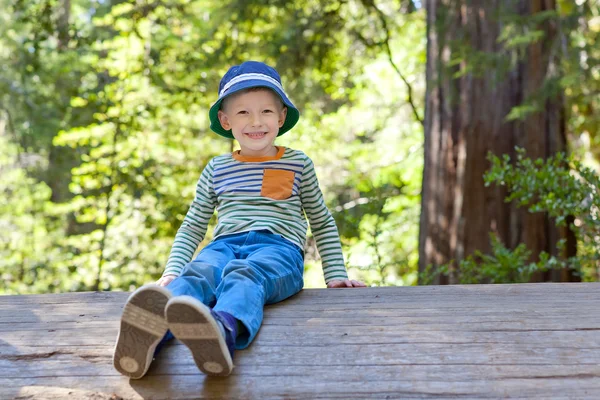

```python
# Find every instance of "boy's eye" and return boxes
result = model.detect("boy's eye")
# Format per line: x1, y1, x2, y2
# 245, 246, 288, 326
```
263, 109, 274, 113
237, 110, 248, 115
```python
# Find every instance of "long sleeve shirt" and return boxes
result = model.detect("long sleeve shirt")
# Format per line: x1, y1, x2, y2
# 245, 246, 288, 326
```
163, 146, 348, 283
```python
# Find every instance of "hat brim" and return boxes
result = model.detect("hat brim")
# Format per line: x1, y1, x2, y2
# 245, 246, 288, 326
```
209, 81, 299, 139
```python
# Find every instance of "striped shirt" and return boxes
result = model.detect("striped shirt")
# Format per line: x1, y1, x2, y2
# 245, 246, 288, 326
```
163, 146, 348, 283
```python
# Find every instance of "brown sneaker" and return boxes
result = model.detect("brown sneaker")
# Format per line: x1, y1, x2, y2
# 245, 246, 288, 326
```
165, 296, 234, 376
113, 284, 171, 379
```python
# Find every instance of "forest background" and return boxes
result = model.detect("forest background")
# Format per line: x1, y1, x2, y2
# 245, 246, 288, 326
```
1, 0, 598, 294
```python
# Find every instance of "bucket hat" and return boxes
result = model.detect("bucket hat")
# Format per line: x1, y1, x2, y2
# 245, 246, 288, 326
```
209, 61, 300, 139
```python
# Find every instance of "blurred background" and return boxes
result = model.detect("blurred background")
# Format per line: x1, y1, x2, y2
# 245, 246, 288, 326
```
0, 0, 598, 294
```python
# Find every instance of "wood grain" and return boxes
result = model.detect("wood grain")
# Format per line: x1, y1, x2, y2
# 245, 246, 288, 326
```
1, 283, 599, 399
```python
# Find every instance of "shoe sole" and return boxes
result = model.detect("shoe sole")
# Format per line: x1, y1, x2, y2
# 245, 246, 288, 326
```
113, 284, 171, 379
165, 296, 233, 376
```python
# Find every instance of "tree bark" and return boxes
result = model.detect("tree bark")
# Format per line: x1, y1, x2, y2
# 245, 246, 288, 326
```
419, 0, 576, 284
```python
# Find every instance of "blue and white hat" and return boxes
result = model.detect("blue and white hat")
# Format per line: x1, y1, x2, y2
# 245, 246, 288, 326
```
209, 61, 300, 139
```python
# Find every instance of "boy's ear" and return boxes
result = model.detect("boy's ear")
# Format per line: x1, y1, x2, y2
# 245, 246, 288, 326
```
278, 107, 288, 128
218, 110, 231, 130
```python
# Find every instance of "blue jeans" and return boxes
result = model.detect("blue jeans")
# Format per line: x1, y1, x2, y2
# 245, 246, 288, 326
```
163, 230, 304, 349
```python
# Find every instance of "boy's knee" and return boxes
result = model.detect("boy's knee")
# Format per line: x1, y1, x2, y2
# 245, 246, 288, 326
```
222, 261, 266, 286
182, 260, 214, 277
179, 261, 220, 287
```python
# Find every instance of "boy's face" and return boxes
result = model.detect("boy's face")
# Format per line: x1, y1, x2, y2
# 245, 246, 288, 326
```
217, 89, 287, 157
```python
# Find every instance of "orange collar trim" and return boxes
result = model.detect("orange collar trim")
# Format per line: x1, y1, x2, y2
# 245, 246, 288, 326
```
232, 146, 285, 162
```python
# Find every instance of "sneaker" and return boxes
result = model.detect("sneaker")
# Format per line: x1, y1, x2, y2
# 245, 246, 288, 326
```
165, 296, 236, 376
113, 284, 172, 379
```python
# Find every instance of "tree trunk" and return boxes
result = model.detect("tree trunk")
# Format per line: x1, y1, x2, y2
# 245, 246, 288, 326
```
419, 0, 577, 284
57, 0, 71, 50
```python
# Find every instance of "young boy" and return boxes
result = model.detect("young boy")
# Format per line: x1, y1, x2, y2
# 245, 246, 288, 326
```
113, 61, 365, 379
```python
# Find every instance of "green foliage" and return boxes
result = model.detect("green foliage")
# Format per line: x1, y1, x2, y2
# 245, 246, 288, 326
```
420, 233, 556, 285
421, 146, 599, 285
0, 135, 66, 294
1, 0, 426, 292
561, 1, 600, 160
485, 147, 599, 281
3, 0, 597, 292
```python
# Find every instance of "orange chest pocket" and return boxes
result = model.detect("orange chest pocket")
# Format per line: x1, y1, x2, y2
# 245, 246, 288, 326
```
261, 169, 295, 200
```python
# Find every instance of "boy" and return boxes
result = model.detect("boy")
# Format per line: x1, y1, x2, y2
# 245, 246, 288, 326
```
113, 61, 365, 379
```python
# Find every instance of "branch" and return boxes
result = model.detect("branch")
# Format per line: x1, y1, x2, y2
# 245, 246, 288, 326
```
360, 0, 424, 126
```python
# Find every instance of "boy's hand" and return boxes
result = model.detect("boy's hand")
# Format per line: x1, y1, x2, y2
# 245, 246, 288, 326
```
327, 279, 366, 288
156, 275, 177, 287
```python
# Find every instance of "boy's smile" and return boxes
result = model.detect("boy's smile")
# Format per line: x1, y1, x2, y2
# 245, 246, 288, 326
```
217, 89, 287, 157
245, 131, 268, 139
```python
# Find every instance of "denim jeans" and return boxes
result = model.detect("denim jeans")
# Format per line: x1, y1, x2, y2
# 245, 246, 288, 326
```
162, 230, 304, 349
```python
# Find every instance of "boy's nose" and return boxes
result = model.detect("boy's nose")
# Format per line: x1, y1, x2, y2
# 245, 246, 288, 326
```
250, 114, 262, 126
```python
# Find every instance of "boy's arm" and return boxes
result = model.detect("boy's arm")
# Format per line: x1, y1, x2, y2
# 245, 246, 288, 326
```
161, 160, 217, 278
300, 155, 351, 284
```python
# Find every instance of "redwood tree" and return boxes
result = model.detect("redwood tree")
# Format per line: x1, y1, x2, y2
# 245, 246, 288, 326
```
419, 0, 576, 284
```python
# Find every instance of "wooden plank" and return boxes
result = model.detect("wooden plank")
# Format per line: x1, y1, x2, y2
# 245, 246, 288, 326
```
1, 283, 599, 399
2, 303, 599, 322
3, 365, 600, 399
1, 282, 598, 305
5, 304, 599, 325
4, 324, 599, 345
3, 304, 599, 330
3, 341, 600, 378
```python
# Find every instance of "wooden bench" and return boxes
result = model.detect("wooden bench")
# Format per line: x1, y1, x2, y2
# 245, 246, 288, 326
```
1, 283, 599, 399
